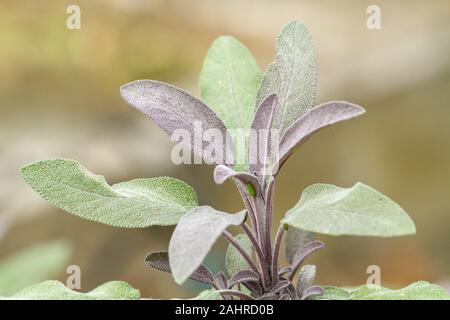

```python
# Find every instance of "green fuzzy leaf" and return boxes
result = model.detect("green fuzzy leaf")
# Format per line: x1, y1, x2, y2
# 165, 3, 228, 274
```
256, 20, 316, 136
189, 289, 223, 300
21, 159, 198, 228
311, 286, 351, 300
351, 282, 450, 300
199, 36, 262, 133
0, 240, 72, 296
282, 182, 416, 237
225, 233, 253, 277
2, 280, 140, 300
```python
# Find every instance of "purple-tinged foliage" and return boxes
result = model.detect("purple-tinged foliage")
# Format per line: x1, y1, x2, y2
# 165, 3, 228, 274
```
120, 80, 235, 166
248, 93, 277, 180
19, 20, 436, 301
145, 251, 214, 284
273, 101, 365, 174
213, 165, 261, 195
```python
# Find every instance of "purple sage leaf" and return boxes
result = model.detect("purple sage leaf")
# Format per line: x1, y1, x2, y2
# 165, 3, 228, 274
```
213, 165, 261, 195
120, 80, 235, 165
273, 101, 365, 174
289, 240, 325, 281
213, 272, 228, 290
145, 251, 213, 284
296, 264, 316, 298
242, 281, 263, 297
270, 280, 290, 295
248, 94, 277, 178
278, 266, 292, 277
228, 270, 260, 289
301, 285, 324, 300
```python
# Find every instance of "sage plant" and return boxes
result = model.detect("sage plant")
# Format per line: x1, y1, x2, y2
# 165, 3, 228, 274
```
18, 21, 450, 300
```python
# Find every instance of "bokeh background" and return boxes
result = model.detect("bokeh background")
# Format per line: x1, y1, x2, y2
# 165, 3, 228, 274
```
0, 0, 449, 298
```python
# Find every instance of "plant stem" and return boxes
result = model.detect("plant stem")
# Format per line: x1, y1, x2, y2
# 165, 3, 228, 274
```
222, 230, 259, 274
251, 195, 266, 256
241, 223, 271, 290
271, 225, 285, 284
264, 178, 275, 268
234, 178, 260, 242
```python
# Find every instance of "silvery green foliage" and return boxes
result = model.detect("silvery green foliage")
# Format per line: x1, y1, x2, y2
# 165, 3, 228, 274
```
199, 36, 262, 134
315, 282, 450, 300
19, 20, 448, 300
21, 159, 198, 227
351, 282, 450, 300
187, 289, 222, 300
312, 286, 351, 300
225, 234, 253, 277
0, 240, 72, 296
256, 20, 316, 136
169, 207, 246, 284
1, 280, 140, 300
282, 183, 416, 237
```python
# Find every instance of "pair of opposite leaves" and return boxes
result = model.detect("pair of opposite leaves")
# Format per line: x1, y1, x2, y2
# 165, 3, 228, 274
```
20, 21, 415, 286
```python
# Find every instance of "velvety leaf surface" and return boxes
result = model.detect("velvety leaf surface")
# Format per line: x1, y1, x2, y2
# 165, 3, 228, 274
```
285, 226, 315, 264
145, 251, 214, 284
248, 94, 277, 177
225, 233, 253, 277
0, 240, 72, 296
301, 286, 324, 300
296, 265, 316, 298
21, 159, 198, 228
290, 241, 324, 279
256, 20, 316, 136
282, 183, 416, 237
213, 272, 228, 289
270, 280, 290, 295
213, 165, 261, 195
274, 101, 365, 173
313, 286, 351, 300
169, 207, 246, 284
2, 280, 140, 300
351, 282, 450, 300
228, 270, 259, 288
199, 36, 262, 133
121, 80, 234, 165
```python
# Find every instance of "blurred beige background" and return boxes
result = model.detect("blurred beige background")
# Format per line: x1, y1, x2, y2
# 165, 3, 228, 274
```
0, 0, 449, 298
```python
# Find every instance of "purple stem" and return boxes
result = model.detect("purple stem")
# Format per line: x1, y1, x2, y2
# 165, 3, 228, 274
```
264, 178, 275, 267
234, 178, 260, 242
251, 195, 267, 255
241, 223, 271, 290
271, 225, 285, 285
222, 230, 259, 275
